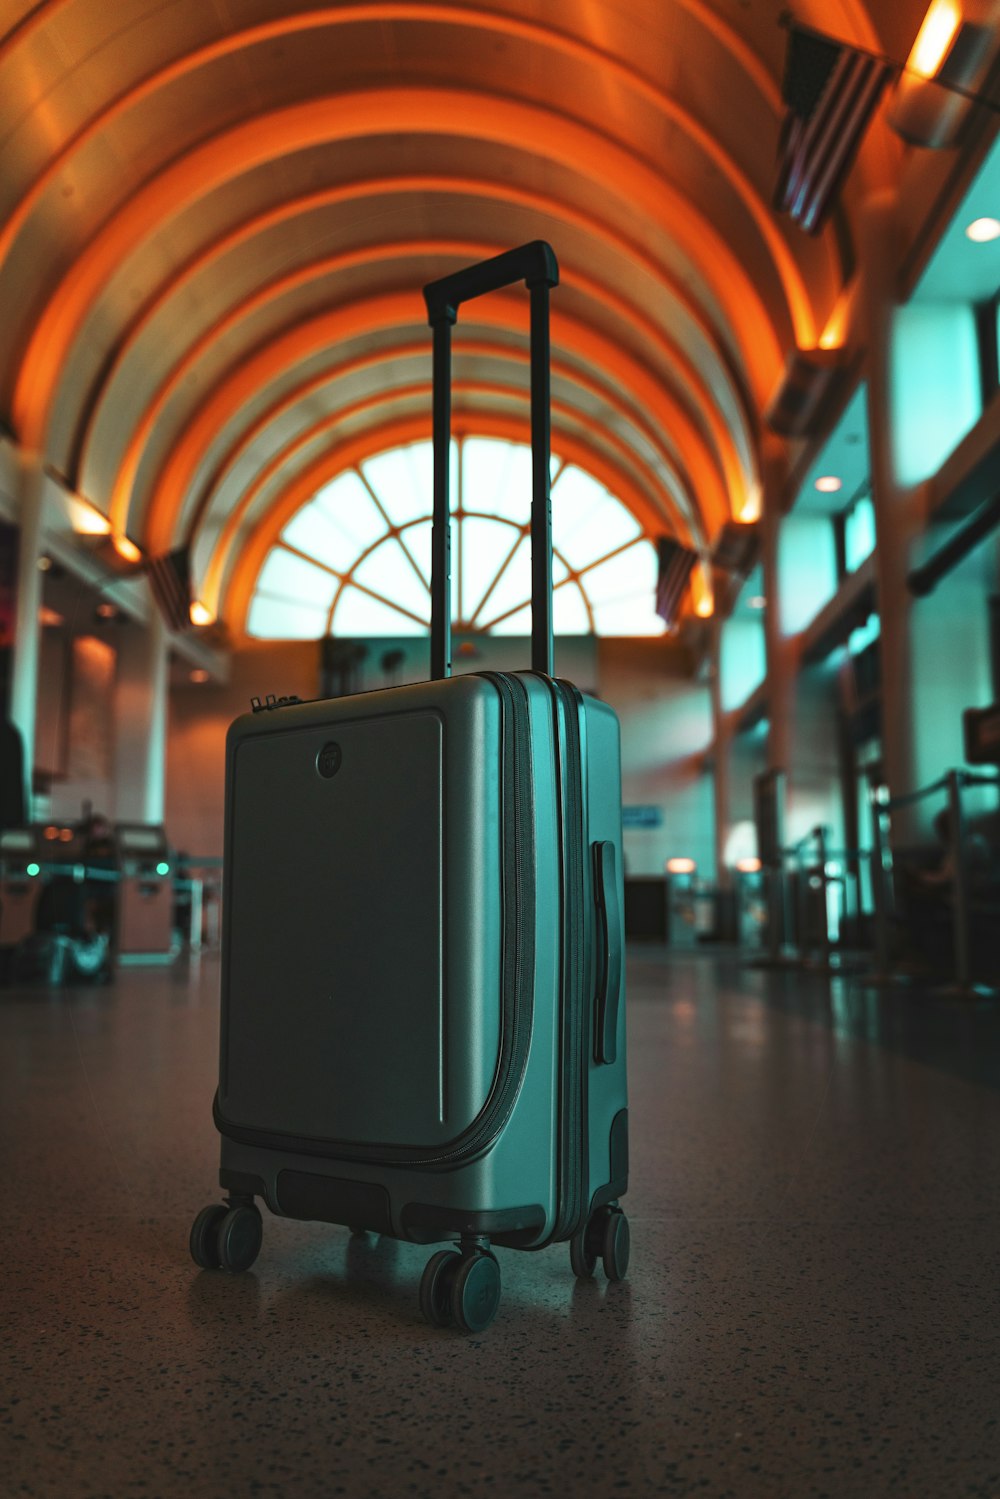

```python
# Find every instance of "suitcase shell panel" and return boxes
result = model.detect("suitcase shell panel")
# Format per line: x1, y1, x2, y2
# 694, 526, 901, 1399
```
220, 674, 513, 1152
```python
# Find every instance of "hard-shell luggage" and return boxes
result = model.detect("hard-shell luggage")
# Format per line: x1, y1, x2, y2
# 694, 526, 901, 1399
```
190, 241, 630, 1332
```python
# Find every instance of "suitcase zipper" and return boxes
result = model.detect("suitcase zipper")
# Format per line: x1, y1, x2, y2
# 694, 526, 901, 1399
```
549, 678, 589, 1242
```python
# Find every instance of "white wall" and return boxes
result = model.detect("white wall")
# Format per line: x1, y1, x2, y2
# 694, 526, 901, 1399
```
597, 638, 713, 877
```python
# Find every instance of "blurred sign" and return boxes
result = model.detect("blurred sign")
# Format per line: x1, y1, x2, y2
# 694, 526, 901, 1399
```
964, 704, 1000, 765
622, 805, 663, 829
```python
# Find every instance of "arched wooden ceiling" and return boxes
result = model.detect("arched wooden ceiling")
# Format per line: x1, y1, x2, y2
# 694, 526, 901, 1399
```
0, 0, 919, 632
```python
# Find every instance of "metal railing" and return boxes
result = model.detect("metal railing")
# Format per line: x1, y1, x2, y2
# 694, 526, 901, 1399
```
868, 767, 999, 998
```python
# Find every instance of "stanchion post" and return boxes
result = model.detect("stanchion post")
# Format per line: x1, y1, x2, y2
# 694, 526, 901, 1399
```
947, 769, 972, 994
815, 825, 831, 968
868, 776, 891, 980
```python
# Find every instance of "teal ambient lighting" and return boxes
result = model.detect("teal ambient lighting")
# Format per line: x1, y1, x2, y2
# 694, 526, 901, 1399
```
26, 862, 40, 876
156, 861, 170, 876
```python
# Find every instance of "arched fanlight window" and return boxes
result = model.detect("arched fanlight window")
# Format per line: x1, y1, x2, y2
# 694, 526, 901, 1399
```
247, 438, 664, 639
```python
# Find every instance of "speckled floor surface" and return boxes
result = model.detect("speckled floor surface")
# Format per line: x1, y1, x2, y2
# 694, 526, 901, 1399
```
3, 948, 1000, 1498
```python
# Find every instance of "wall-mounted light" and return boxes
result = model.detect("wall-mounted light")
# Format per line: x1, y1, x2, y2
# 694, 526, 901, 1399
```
666, 857, 697, 875
966, 216, 1000, 242
736, 856, 762, 874
814, 475, 843, 493
765, 348, 849, 438
189, 600, 214, 627
113, 534, 142, 564
68, 494, 112, 537
909, 0, 962, 78
889, 3, 997, 149
189, 668, 210, 684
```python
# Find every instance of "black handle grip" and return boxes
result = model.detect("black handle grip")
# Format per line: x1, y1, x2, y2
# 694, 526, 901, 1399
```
593, 840, 623, 1065
423, 241, 559, 326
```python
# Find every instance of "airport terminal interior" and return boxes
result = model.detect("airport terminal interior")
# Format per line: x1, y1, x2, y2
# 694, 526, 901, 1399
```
2, 1, 1000, 1495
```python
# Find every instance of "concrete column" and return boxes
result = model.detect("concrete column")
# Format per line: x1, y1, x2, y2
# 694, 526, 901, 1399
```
113, 608, 169, 825
860, 188, 920, 829
9, 449, 45, 814
760, 442, 795, 778
710, 615, 732, 888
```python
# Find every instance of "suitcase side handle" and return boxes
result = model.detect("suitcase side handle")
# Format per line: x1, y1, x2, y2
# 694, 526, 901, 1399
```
593, 839, 623, 1065
423, 242, 560, 680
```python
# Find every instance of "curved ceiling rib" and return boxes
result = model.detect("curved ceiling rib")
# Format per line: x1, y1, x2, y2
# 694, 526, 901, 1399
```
93, 238, 750, 536
0, 3, 785, 259
66, 174, 757, 488
136, 290, 732, 556
0, 0, 919, 637
188, 338, 699, 563
12, 88, 794, 450
194, 377, 695, 617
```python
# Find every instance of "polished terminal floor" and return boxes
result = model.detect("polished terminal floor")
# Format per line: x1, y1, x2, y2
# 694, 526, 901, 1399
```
4, 947, 1000, 1499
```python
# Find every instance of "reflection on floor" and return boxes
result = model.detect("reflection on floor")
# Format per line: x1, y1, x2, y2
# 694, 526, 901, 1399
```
4, 949, 999, 1498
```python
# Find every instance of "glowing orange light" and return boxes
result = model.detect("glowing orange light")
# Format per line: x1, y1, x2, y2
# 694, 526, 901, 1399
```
58, 828, 73, 843
907, 1, 961, 79
189, 601, 214, 627
667, 857, 697, 875
736, 856, 762, 873
113, 534, 142, 563
738, 484, 762, 523
68, 497, 111, 536
44, 825, 58, 840
189, 668, 210, 683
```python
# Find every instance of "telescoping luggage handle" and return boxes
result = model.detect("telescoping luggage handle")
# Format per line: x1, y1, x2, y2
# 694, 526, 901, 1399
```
423, 241, 560, 680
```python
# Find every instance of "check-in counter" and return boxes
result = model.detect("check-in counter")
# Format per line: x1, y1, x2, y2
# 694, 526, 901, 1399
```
114, 823, 175, 963
0, 827, 44, 947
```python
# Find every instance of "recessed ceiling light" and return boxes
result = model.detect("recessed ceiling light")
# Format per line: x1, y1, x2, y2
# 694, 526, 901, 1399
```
666, 857, 696, 875
966, 217, 1000, 243
814, 475, 842, 493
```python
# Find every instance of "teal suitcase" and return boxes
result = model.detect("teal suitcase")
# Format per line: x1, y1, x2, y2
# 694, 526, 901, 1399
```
190, 244, 630, 1331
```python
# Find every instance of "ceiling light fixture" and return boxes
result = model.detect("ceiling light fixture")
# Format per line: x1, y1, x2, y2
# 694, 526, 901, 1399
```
966, 217, 1000, 243
666, 857, 697, 875
814, 475, 843, 493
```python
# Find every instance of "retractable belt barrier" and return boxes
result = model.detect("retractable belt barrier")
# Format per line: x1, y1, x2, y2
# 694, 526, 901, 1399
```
777, 827, 871, 972
868, 768, 1000, 998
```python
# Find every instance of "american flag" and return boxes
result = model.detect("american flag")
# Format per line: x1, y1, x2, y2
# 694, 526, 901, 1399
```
145, 546, 192, 633
774, 24, 892, 235
655, 538, 697, 627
